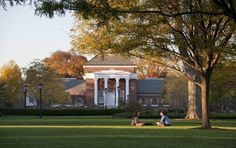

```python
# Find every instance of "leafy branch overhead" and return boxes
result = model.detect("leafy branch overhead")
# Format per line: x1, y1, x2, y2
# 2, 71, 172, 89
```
2, 0, 235, 21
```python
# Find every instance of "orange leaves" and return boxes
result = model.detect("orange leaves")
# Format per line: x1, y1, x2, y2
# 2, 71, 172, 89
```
44, 51, 87, 78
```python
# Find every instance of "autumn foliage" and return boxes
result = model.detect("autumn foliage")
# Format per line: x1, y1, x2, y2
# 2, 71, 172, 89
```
44, 51, 87, 78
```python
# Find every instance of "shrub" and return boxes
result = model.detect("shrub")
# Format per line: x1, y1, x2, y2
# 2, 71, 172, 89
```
113, 111, 236, 119
210, 113, 236, 119
113, 112, 186, 119
0, 108, 124, 116
123, 99, 142, 112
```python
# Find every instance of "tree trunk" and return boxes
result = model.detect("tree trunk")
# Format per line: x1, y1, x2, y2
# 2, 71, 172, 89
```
185, 80, 200, 119
201, 77, 211, 129
196, 84, 202, 118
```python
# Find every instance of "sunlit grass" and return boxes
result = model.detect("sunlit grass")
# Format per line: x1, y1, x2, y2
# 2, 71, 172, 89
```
0, 125, 235, 130
0, 116, 235, 148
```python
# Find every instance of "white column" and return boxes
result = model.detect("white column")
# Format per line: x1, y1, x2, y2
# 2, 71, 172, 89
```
115, 78, 120, 107
94, 78, 98, 105
125, 78, 130, 101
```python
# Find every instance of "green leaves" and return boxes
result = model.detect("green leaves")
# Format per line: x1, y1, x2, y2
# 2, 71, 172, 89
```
24, 59, 70, 105
0, 60, 22, 106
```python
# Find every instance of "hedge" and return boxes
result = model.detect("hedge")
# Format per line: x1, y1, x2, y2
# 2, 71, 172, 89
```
113, 112, 236, 119
0, 108, 124, 116
113, 112, 186, 119
210, 113, 236, 119
0, 109, 235, 119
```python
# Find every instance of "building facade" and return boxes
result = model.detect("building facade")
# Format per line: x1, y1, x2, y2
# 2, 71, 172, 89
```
63, 55, 164, 109
83, 55, 138, 108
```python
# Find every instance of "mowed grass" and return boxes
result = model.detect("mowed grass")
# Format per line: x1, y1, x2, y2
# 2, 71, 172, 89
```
0, 116, 236, 148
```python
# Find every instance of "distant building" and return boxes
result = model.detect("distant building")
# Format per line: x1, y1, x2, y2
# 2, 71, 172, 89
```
61, 78, 85, 107
137, 79, 165, 107
26, 97, 37, 108
62, 55, 164, 109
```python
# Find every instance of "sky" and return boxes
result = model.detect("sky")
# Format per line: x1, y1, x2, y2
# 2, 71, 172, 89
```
0, 5, 74, 68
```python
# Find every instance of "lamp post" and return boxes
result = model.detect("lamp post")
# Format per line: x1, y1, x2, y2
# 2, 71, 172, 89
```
37, 83, 43, 118
23, 84, 27, 109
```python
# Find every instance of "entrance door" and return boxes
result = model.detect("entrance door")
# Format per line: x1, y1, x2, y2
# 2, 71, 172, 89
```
106, 91, 116, 108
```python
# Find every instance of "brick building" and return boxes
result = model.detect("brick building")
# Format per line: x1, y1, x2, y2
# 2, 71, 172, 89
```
64, 55, 164, 108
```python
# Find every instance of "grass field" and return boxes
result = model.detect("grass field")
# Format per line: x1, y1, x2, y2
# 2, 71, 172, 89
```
0, 116, 236, 148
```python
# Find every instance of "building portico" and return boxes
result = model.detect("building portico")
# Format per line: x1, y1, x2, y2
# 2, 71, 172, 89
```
83, 55, 137, 108
84, 69, 137, 108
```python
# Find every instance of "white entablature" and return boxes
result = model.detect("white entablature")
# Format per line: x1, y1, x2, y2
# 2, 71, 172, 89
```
84, 69, 137, 80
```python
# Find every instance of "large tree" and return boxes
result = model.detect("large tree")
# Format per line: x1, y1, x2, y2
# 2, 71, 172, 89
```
0, 60, 22, 107
0, 80, 6, 107
70, 1, 235, 129
44, 50, 87, 78
23, 60, 70, 106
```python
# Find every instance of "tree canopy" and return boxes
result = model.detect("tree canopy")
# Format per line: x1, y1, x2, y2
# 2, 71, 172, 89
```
0, 60, 22, 107
71, 0, 236, 129
133, 58, 167, 80
44, 50, 87, 78
2, 0, 235, 22
23, 59, 70, 105
210, 62, 236, 111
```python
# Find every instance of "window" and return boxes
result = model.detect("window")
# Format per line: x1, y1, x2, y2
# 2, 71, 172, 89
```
139, 98, 147, 106
98, 90, 104, 104
151, 98, 158, 106
78, 98, 84, 106
29, 98, 34, 103
118, 90, 126, 104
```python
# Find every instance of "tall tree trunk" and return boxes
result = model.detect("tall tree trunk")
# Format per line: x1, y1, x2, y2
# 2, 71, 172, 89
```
196, 84, 202, 118
201, 76, 211, 129
178, 34, 201, 120
185, 80, 200, 119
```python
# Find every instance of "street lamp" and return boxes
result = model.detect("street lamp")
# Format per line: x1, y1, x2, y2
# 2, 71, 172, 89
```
23, 84, 27, 109
37, 83, 43, 118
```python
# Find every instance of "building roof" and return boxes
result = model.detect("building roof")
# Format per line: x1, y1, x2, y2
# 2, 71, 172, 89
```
85, 55, 136, 66
65, 83, 85, 96
61, 78, 85, 96
137, 79, 164, 95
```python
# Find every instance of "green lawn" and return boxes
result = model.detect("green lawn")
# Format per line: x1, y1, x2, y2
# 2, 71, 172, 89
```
0, 116, 236, 148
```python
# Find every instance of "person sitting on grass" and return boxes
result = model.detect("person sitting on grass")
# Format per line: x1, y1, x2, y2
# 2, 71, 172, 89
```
156, 111, 171, 126
131, 111, 144, 126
